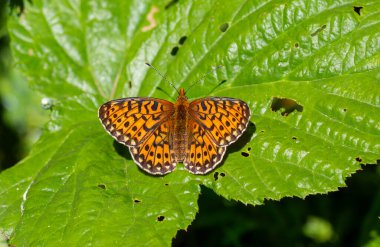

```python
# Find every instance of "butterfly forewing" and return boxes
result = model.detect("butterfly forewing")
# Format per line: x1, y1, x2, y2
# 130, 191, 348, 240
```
99, 97, 177, 175
99, 98, 174, 146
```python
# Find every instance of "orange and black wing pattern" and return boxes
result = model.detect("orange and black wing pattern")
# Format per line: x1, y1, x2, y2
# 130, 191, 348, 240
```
185, 97, 251, 174
98, 98, 176, 174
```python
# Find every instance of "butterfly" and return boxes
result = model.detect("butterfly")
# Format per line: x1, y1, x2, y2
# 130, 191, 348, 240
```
99, 86, 250, 175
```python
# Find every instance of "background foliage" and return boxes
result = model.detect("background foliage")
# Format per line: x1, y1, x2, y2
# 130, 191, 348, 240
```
0, 0, 379, 246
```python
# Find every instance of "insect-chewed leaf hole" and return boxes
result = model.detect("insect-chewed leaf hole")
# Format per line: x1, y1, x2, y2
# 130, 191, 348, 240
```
241, 151, 249, 157
355, 157, 362, 162
178, 36, 187, 45
219, 23, 229, 32
214, 172, 219, 181
164, 183, 169, 186
271, 97, 303, 116
165, 0, 178, 9
292, 136, 297, 140
170, 46, 179, 56
157, 215, 165, 221
353, 6, 363, 15
294, 42, 299, 48
220, 172, 225, 177
97, 184, 106, 190
134, 199, 141, 203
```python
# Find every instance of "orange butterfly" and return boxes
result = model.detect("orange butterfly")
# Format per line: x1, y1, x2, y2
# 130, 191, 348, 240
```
98, 70, 250, 175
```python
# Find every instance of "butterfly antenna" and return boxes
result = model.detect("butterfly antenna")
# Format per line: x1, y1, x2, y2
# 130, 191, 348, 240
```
185, 65, 223, 94
145, 63, 180, 94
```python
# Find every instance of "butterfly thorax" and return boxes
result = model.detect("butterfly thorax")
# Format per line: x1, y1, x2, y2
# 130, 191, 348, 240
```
172, 88, 189, 162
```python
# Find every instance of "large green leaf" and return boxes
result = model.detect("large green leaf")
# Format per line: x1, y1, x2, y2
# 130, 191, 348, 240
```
1, 0, 379, 245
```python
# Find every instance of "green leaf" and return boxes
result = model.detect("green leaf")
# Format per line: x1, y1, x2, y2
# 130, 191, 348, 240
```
1, 0, 379, 245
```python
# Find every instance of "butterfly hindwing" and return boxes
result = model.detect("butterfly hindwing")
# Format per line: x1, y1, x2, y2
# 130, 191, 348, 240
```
184, 118, 226, 174
129, 121, 176, 175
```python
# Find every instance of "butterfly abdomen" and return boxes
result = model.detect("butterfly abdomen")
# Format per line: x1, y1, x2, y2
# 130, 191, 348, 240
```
172, 101, 189, 162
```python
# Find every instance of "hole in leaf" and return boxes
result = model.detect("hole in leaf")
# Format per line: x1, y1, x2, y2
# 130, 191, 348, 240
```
165, 183, 169, 186
165, 0, 178, 9
310, 25, 326, 37
178, 36, 187, 45
292, 136, 297, 140
214, 172, 219, 181
353, 6, 363, 16
157, 215, 165, 221
247, 147, 251, 151
271, 97, 303, 116
219, 23, 229, 32
134, 199, 141, 203
355, 157, 362, 162
171, 46, 179, 56
294, 42, 299, 48
98, 184, 106, 190
343, 108, 347, 112
241, 151, 249, 157
220, 172, 225, 177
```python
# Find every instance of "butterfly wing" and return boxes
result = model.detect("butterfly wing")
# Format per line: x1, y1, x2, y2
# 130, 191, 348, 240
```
188, 97, 251, 146
184, 97, 250, 174
98, 98, 176, 174
184, 118, 226, 174
129, 120, 176, 175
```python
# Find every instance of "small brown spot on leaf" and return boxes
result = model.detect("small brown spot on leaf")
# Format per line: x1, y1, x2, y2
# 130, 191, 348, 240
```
142, 6, 159, 32
271, 97, 303, 116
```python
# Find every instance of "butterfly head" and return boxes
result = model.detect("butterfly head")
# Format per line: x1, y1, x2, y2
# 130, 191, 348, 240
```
176, 88, 188, 104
